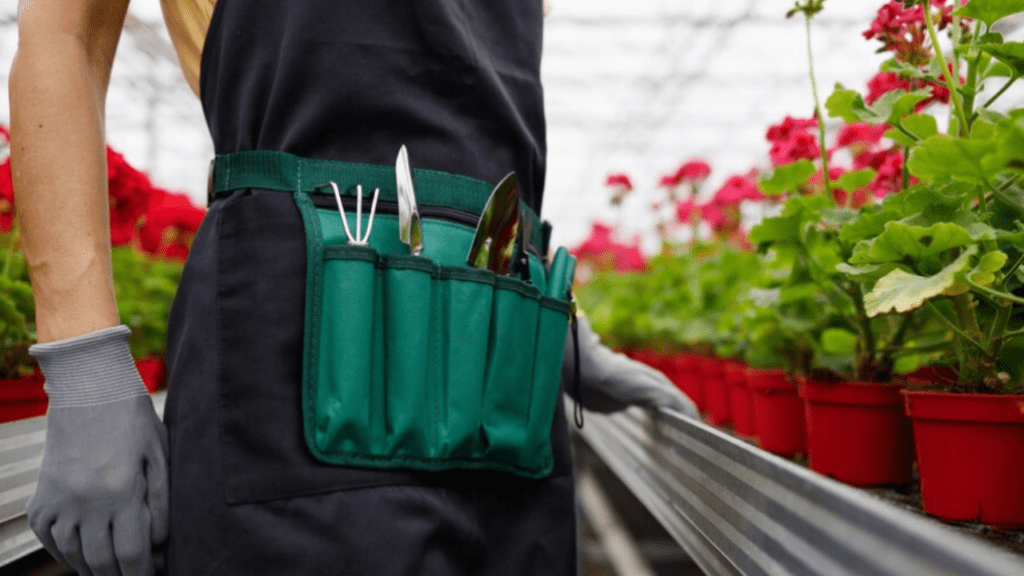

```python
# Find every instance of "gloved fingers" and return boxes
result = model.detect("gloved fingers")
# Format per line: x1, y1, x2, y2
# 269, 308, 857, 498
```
52, 521, 93, 576
114, 505, 155, 576
144, 448, 170, 545
81, 521, 122, 576
27, 503, 69, 571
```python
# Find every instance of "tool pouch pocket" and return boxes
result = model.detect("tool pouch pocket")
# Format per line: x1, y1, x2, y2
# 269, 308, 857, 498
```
293, 192, 571, 478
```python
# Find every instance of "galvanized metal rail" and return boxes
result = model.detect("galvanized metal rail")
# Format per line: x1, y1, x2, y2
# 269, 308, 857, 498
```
0, 392, 167, 567
576, 405, 1024, 576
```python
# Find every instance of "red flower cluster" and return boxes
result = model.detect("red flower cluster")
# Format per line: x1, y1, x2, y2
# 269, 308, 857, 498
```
605, 173, 634, 206
863, 1, 965, 66
766, 116, 822, 166
0, 126, 13, 233
833, 122, 889, 150
0, 126, 205, 260
659, 159, 712, 188
828, 120, 912, 204
572, 222, 646, 273
712, 174, 765, 205
855, 147, 911, 199
605, 173, 634, 191
864, 71, 952, 110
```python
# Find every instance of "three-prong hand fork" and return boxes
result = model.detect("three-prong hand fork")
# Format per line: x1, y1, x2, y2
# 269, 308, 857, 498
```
322, 181, 380, 246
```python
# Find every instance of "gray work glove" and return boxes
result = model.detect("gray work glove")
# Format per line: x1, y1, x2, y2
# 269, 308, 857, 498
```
562, 314, 700, 419
27, 325, 169, 576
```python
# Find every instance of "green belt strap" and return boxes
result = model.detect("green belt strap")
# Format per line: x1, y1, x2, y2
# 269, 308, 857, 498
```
210, 150, 547, 254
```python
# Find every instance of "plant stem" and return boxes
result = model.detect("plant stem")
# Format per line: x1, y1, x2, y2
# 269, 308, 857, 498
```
1002, 328, 1024, 343
979, 76, 1018, 112
851, 283, 876, 379
927, 299, 987, 355
923, 3, 970, 135
885, 341, 956, 356
901, 145, 910, 191
1001, 252, 1024, 290
804, 13, 832, 198
969, 280, 1024, 306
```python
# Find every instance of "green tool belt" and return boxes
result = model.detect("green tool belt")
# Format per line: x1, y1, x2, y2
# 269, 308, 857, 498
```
212, 151, 574, 478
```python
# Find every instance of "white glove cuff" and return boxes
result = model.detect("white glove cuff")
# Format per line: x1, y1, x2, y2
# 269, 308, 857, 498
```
30, 324, 147, 408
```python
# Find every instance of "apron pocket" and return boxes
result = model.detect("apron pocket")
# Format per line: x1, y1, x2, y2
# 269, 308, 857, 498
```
294, 192, 572, 478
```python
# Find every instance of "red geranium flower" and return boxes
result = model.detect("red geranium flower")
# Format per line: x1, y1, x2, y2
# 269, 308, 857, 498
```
865, 72, 912, 105
605, 173, 633, 190
766, 116, 818, 144
139, 189, 206, 261
661, 159, 712, 188
571, 222, 646, 272
769, 131, 823, 167
834, 122, 890, 149
0, 159, 13, 233
107, 147, 154, 246
713, 175, 765, 205
676, 198, 697, 223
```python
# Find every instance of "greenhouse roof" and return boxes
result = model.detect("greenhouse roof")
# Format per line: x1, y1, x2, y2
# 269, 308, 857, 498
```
1, 0, 1016, 251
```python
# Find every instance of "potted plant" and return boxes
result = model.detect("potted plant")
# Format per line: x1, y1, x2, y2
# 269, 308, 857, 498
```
744, 0, 957, 486
0, 230, 47, 423
111, 245, 185, 392
828, 0, 1024, 526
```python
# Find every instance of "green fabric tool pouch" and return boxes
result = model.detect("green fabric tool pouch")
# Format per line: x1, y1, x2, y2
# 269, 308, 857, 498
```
292, 192, 572, 479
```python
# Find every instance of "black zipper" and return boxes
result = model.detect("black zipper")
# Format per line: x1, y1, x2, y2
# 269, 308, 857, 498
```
307, 192, 480, 228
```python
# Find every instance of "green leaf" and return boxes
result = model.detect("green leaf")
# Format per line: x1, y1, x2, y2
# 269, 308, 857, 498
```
825, 84, 870, 123
759, 160, 816, 196
839, 206, 903, 244
984, 60, 1015, 79
955, 0, 1024, 27
835, 169, 876, 191
902, 114, 939, 141
836, 261, 898, 283
864, 248, 977, 316
876, 89, 933, 124
749, 214, 801, 245
908, 133, 997, 185
821, 327, 858, 355
981, 42, 1024, 76
969, 250, 1007, 285
849, 221, 976, 265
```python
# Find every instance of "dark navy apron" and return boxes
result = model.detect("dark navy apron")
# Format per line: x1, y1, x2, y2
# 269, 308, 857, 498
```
161, 1, 578, 574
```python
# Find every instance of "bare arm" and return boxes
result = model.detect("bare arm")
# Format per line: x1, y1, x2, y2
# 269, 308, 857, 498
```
10, 0, 130, 343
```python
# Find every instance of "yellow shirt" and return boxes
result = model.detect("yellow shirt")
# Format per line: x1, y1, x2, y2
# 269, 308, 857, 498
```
160, 0, 215, 96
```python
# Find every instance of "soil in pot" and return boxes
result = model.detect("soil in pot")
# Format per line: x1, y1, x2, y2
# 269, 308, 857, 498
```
748, 368, 805, 457
799, 377, 914, 487
904, 390, 1024, 529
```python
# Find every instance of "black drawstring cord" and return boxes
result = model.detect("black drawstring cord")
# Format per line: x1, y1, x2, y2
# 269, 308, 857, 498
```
571, 300, 583, 429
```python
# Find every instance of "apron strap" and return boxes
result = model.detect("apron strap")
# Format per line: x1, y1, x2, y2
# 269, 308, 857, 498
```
209, 150, 549, 256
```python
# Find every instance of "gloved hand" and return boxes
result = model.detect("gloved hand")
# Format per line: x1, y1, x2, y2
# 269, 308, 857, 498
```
562, 314, 700, 419
27, 325, 169, 576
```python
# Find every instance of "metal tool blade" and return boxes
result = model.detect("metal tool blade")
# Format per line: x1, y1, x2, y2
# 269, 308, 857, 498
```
396, 145, 423, 255
467, 172, 520, 274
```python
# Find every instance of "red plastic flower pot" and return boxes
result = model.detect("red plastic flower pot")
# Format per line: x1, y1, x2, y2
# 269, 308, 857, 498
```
697, 356, 731, 426
136, 357, 168, 393
665, 353, 706, 412
798, 377, 913, 487
748, 368, 805, 457
725, 360, 755, 438
0, 375, 48, 423
904, 390, 1024, 529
